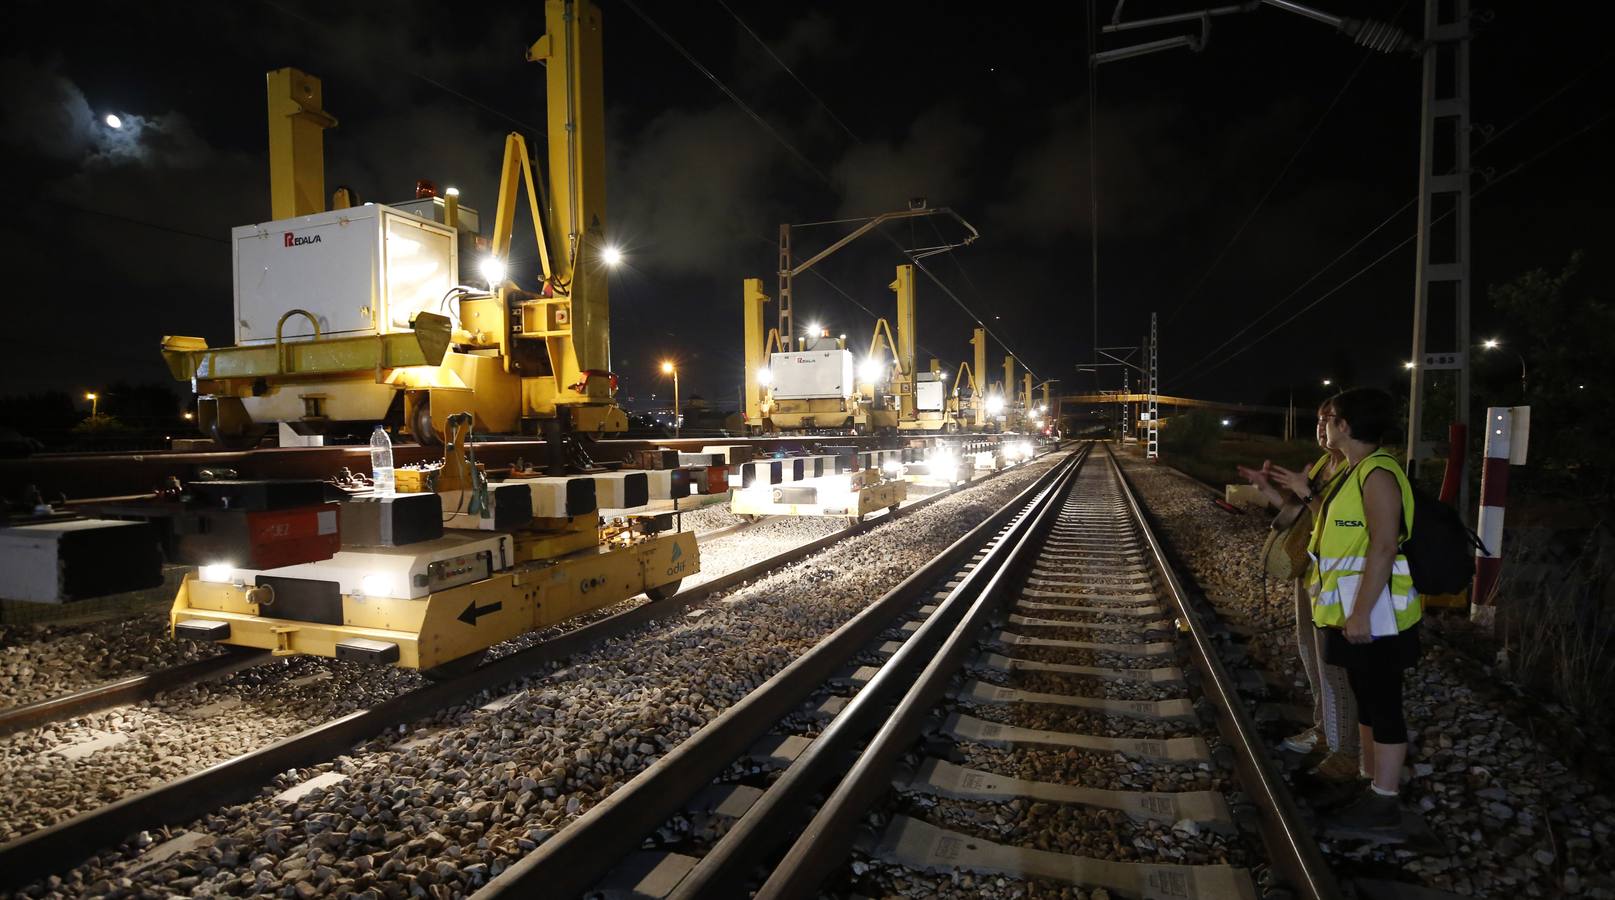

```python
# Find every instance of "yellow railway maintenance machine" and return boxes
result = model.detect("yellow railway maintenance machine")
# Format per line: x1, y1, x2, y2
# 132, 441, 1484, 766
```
170, 419, 696, 675
163, 1, 625, 453
166, 0, 697, 675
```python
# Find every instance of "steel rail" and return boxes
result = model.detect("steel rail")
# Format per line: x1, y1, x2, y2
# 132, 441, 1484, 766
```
752, 448, 1081, 899
0, 450, 1044, 893
471, 448, 1082, 898
677, 448, 1084, 899
1106, 443, 1343, 900
0, 649, 270, 739
755, 443, 1343, 899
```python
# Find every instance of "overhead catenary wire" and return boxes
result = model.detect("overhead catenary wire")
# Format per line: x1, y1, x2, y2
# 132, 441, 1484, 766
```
714, 0, 863, 145
628, 0, 1040, 382
1168, 106, 1615, 386
255, 0, 550, 139
619, 0, 833, 185
1167, 50, 1615, 387
36, 196, 230, 244
1164, 37, 1380, 326
1086, 0, 1101, 369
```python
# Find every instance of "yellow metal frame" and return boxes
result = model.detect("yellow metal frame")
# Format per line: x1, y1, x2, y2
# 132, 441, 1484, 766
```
266, 68, 337, 221
171, 530, 696, 670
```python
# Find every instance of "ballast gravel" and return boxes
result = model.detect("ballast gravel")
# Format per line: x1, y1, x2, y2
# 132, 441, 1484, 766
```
17, 454, 1065, 898
1117, 451, 1615, 900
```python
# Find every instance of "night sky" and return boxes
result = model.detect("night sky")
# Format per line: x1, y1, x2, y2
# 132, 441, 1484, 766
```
3, 1, 1610, 414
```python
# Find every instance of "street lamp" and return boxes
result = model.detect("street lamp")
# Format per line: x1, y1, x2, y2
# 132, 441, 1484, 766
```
1480, 337, 1527, 396
1321, 378, 1333, 387
660, 361, 679, 438
85, 392, 99, 417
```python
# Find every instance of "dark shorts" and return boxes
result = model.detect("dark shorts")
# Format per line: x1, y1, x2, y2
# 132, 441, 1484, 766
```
1323, 620, 1421, 670
1324, 621, 1421, 745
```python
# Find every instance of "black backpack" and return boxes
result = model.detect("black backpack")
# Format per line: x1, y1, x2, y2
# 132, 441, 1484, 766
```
1400, 487, 1489, 596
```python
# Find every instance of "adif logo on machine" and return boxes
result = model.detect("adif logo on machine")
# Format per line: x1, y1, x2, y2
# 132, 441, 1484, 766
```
283, 232, 323, 247
670, 542, 684, 563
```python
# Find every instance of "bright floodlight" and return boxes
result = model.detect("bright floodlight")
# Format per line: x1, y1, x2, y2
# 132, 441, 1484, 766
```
985, 395, 1005, 415
478, 256, 507, 285
661, 360, 675, 374
757, 368, 774, 386
104, 114, 122, 129
601, 244, 624, 268
806, 321, 821, 337
1483, 338, 1500, 349
445, 187, 460, 197
85, 392, 97, 400
1403, 361, 1416, 370
361, 574, 390, 597
200, 563, 233, 583
858, 358, 886, 384
940, 372, 948, 380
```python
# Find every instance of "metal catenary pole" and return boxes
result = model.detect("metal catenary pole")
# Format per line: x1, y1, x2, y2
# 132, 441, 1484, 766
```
1147, 312, 1160, 460
1406, 0, 1473, 517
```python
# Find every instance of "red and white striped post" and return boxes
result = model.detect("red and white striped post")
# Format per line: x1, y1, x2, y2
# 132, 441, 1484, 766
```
1472, 406, 1529, 627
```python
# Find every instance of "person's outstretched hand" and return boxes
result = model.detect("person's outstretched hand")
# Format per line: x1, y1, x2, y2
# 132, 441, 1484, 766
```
1268, 464, 1312, 499
1235, 460, 1273, 488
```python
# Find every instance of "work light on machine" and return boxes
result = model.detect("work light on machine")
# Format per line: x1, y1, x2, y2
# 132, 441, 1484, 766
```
985, 395, 1005, 415
756, 368, 774, 386
478, 256, 507, 286
601, 244, 624, 268
859, 358, 888, 384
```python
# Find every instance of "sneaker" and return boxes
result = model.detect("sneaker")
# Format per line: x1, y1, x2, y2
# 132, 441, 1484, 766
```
1281, 724, 1325, 753
1322, 789, 1403, 832
1307, 751, 1364, 783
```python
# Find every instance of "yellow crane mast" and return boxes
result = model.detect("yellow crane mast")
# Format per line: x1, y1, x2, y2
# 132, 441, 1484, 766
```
163, 0, 625, 465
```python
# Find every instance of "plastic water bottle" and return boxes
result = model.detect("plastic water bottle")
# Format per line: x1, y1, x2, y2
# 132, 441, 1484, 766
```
370, 425, 395, 495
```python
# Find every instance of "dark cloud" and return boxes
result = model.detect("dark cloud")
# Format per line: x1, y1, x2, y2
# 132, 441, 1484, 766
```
609, 104, 780, 278
831, 105, 983, 218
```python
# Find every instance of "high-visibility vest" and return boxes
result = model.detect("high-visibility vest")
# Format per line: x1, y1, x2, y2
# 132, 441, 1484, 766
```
1308, 449, 1422, 635
1303, 454, 1346, 545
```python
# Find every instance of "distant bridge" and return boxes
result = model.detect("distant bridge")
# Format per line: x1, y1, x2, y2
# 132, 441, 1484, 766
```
1059, 393, 1289, 416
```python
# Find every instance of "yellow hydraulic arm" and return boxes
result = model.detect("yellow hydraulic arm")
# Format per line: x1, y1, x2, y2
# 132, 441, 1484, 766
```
266, 68, 337, 220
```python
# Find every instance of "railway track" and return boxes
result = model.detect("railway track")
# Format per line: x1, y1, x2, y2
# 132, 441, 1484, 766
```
473, 443, 1341, 899
0, 449, 1048, 892
0, 649, 269, 739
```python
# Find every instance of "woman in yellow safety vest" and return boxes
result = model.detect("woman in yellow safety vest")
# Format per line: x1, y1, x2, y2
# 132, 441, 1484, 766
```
1242, 403, 1360, 782
1300, 387, 1421, 831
